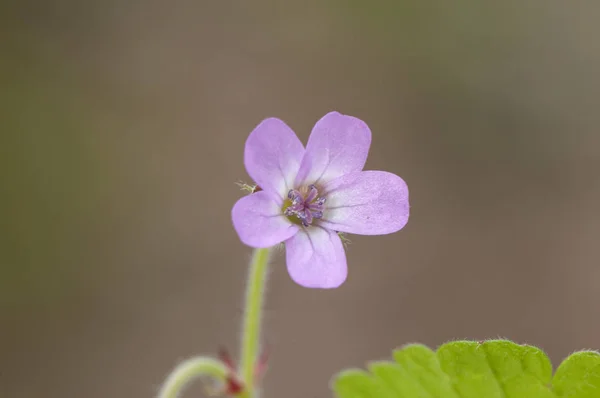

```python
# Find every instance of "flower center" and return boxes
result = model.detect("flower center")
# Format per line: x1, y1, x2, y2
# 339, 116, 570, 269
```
283, 185, 326, 227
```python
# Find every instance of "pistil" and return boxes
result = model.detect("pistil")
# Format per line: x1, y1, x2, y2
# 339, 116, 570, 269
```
283, 185, 326, 227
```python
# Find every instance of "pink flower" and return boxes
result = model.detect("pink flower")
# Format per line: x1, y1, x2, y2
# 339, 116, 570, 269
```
232, 112, 409, 288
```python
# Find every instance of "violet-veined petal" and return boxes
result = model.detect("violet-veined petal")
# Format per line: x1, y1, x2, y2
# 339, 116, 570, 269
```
285, 227, 347, 288
244, 118, 305, 200
232, 191, 299, 248
320, 171, 409, 235
295, 111, 372, 187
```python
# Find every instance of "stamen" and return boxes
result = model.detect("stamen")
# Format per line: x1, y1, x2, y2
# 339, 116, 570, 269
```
288, 189, 303, 205
304, 210, 313, 226
284, 186, 327, 227
305, 185, 319, 203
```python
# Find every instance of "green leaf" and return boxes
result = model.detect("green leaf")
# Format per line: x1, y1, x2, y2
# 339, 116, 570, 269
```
388, 344, 458, 397
552, 351, 600, 397
331, 340, 600, 398
437, 340, 553, 398
332, 369, 383, 398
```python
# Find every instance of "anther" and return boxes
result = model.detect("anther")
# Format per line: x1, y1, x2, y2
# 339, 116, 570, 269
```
283, 186, 326, 226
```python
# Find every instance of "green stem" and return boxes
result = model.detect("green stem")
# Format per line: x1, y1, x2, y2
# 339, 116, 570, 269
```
157, 247, 272, 398
157, 357, 227, 398
239, 247, 272, 398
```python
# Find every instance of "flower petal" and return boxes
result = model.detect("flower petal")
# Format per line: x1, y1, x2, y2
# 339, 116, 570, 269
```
244, 118, 305, 199
295, 111, 372, 187
232, 191, 299, 248
320, 171, 409, 235
285, 227, 347, 288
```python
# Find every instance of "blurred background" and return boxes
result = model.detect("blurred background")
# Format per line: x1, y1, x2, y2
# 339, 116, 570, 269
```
1, 1, 599, 397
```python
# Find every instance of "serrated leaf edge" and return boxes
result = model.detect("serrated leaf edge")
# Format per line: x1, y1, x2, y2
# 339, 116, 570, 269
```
331, 340, 600, 398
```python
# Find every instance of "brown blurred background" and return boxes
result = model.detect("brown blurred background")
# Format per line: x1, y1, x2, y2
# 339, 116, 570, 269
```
1, 1, 599, 397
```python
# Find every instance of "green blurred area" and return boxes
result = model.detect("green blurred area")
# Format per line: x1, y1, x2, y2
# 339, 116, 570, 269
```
341, 1, 581, 161
2, 32, 95, 309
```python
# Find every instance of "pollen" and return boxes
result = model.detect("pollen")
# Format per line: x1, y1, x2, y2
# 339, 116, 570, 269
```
282, 185, 326, 227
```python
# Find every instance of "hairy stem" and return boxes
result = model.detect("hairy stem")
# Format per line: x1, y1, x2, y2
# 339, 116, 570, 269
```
157, 247, 272, 398
239, 247, 272, 398
157, 357, 227, 398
